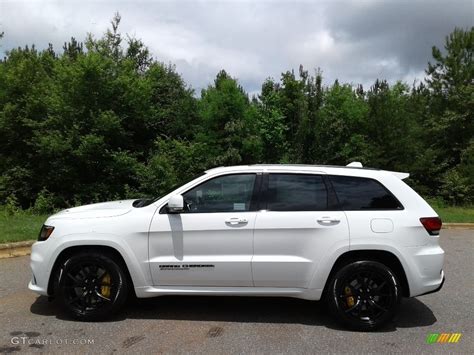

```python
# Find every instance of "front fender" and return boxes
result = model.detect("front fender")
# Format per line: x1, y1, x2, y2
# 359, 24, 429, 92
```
44, 233, 151, 293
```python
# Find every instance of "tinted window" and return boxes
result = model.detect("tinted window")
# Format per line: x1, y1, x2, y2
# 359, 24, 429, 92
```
182, 174, 256, 213
267, 174, 328, 211
330, 175, 402, 210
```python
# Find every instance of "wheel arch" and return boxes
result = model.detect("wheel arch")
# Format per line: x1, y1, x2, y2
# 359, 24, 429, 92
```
321, 249, 410, 298
47, 245, 136, 297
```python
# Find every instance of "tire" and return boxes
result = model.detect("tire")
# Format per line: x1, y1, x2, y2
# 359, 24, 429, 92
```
56, 251, 129, 321
327, 260, 401, 331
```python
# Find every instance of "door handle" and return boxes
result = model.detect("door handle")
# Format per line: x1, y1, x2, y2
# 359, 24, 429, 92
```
225, 217, 248, 225
317, 217, 340, 226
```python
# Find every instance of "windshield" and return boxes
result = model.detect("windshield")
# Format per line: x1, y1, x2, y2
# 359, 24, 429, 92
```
132, 172, 206, 208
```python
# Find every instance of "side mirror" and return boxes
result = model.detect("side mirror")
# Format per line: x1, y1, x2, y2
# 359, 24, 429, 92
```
168, 194, 184, 213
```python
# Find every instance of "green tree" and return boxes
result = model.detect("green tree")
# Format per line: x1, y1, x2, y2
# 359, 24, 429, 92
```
315, 82, 370, 165
254, 78, 288, 162
425, 27, 473, 199
0, 45, 55, 206
295, 67, 324, 163
278, 69, 307, 159
365, 80, 421, 172
0, 21, 472, 208
426, 27, 473, 167
198, 70, 262, 165
0, 15, 198, 207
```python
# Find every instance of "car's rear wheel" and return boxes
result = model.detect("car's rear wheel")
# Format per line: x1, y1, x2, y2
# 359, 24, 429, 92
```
327, 260, 401, 331
57, 251, 129, 321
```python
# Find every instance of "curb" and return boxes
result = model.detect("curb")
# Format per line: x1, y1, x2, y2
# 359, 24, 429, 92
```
0, 223, 473, 260
442, 223, 474, 230
0, 240, 35, 259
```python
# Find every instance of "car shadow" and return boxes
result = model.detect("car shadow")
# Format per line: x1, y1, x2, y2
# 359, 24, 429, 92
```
30, 295, 436, 332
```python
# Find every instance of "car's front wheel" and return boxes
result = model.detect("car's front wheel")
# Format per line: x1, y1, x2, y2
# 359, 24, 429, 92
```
327, 260, 401, 331
56, 251, 129, 321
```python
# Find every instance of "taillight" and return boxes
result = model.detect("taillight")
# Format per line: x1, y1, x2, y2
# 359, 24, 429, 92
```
420, 217, 442, 235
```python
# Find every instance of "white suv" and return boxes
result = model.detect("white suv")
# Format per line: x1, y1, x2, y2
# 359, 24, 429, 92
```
29, 163, 445, 330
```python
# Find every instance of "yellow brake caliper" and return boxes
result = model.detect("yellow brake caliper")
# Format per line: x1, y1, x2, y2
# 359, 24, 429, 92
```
344, 286, 355, 307
101, 273, 111, 298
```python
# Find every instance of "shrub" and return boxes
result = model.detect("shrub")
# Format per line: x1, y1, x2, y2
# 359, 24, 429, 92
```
32, 189, 57, 214
439, 169, 471, 206
4, 195, 20, 216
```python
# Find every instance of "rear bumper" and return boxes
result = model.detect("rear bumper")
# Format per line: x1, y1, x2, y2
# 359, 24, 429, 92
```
418, 273, 445, 296
403, 244, 445, 297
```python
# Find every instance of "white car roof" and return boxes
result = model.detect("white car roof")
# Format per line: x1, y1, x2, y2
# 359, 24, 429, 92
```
205, 163, 409, 180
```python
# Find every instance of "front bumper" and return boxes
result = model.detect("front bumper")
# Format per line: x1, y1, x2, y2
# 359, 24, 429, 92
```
28, 280, 47, 295
28, 241, 53, 296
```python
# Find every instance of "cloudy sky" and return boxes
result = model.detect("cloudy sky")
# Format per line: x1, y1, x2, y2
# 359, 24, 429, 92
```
0, 0, 472, 94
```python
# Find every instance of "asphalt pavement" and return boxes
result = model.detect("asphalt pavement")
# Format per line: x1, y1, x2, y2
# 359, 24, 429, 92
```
0, 229, 472, 354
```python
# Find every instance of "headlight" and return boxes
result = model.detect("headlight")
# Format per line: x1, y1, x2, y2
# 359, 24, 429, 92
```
38, 225, 55, 241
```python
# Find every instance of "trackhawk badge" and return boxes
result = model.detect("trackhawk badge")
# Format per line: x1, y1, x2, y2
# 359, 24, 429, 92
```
159, 264, 215, 271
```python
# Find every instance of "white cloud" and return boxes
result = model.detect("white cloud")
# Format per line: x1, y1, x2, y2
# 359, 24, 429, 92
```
0, 0, 471, 93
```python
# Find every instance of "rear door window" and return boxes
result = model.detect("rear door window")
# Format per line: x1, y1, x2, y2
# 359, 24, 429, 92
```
267, 174, 328, 211
329, 175, 403, 210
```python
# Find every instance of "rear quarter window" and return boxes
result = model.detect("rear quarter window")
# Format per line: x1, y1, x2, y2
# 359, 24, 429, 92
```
329, 175, 403, 210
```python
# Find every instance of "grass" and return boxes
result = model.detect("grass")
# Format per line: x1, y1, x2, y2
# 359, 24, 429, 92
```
0, 204, 472, 244
0, 209, 48, 243
432, 205, 474, 224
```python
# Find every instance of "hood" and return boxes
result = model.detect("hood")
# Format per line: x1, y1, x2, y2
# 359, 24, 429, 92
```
50, 200, 136, 220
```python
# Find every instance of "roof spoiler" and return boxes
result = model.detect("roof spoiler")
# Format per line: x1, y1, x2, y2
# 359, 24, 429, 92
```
389, 171, 410, 180
346, 162, 409, 180
346, 161, 363, 168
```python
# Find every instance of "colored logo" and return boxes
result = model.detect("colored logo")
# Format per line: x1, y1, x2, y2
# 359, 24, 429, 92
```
426, 333, 462, 344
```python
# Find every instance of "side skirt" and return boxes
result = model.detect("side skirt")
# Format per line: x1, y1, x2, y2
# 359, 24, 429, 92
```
134, 286, 322, 300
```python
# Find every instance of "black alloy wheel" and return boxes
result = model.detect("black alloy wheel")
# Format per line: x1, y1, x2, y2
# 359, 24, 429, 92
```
327, 260, 401, 331
57, 251, 129, 321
